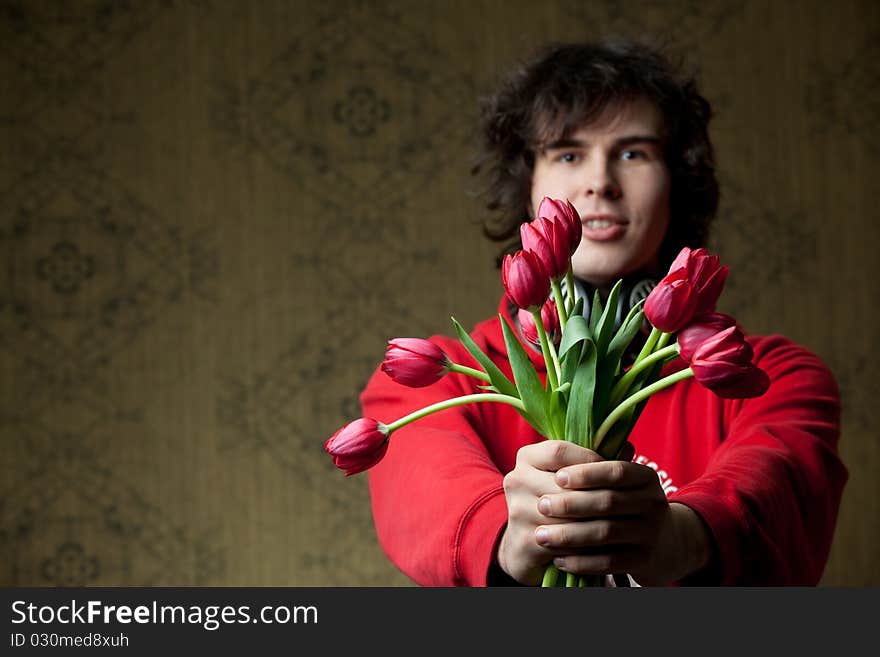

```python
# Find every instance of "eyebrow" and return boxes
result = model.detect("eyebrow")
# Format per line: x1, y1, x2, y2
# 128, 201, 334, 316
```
541, 135, 663, 151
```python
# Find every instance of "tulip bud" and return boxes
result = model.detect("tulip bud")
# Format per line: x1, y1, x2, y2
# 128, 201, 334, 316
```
709, 366, 770, 399
518, 298, 560, 346
689, 249, 729, 315
668, 245, 692, 273
677, 312, 737, 363
690, 326, 770, 398
520, 217, 569, 280
537, 197, 582, 255
324, 418, 390, 476
502, 249, 551, 311
644, 268, 698, 332
381, 338, 450, 388
666, 246, 730, 316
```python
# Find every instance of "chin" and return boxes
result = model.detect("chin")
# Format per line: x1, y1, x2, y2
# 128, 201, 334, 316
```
572, 250, 658, 289
572, 257, 625, 288
572, 269, 619, 289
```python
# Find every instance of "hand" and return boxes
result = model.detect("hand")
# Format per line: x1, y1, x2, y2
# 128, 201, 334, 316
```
495, 439, 713, 586
496, 440, 605, 585
539, 453, 713, 585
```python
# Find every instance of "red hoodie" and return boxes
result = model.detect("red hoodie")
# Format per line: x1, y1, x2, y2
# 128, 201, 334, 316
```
361, 296, 847, 586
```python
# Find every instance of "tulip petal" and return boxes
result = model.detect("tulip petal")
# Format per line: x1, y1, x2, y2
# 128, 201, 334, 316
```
324, 418, 390, 476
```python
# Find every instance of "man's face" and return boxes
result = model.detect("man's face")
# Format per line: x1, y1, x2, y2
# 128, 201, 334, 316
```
529, 99, 671, 288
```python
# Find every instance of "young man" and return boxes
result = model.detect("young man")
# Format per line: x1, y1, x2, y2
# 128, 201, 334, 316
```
360, 40, 847, 586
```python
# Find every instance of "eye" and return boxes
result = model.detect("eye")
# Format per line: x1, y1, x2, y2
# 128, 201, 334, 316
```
556, 152, 581, 164
620, 149, 644, 161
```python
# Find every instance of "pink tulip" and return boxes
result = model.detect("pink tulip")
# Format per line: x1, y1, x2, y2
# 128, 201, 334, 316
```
518, 298, 560, 346
381, 338, 450, 388
520, 217, 569, 280
536, 196, 582, 255
708, 366, 770, 399
690, 326, 770, 399
644, 267, 698, 332
502, 249, 551, 311
677, 312, 737, 363
668, 247, 729, 315
324, 418, 390, 476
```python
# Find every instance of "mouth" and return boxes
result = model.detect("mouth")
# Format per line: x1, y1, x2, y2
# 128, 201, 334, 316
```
581, 214, 627, 242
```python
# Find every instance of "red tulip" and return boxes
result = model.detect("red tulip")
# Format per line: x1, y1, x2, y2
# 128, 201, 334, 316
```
690, 326, 770, 399
324, 418, 390, 476
708, 366, 770, 399
518, 298, 560, 346
502, 249, 551, 311
677, 312, 737, 363
381, 338, 450, 388
644, 267, 698, 332
520, 216, 569, 280
668, 247, 729, 315
536, 196, 582, 255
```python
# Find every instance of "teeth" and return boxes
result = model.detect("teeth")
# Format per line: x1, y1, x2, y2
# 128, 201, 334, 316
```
586, 220, 614, 229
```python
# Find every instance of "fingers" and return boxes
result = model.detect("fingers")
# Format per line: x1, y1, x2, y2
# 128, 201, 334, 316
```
552, 548, 644, 576
534, 517, 645, 550
516, 440, 604, 472
555, 459, 659, 491
537, 486, 663, 519
533, 518, 649, 576
503, 460, 557, 501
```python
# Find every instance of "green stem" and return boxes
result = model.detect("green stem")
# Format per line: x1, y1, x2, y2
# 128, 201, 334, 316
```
655, 331, 672, 350
633, 326, 660, 365
593, 367, 694, 449
532, 309, 561, 391
446, 362, 491, 383
542, 564, 560, 587
547, 336, 562, 387
609, 343, 680, 407
385, 393, 526, 433
550, 279, 569, 331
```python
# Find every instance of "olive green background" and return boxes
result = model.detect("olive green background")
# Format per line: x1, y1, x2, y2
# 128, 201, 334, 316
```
0, 0, 877, 586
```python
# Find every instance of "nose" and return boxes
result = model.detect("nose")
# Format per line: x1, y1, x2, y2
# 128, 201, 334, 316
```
586, 159, 622, 200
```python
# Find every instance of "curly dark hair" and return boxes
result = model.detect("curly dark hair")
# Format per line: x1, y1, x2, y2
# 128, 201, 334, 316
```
471, 38, 719, 270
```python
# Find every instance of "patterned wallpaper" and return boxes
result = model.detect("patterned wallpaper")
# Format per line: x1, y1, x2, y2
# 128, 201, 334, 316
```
0, 0, 876, 586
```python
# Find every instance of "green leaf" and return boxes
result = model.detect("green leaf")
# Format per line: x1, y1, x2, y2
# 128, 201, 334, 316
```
590, 280, 627, 420
596, 358, 664, 458
588, 290, 603, 337
558, 314, 591, 360
559, 342, 581, 393
571, 296, 585, 319
593, 356, 623, 429
500, 314, 551, 436
595, 279, 623, 356
558, 314, 590, 390
596, 408, 637, 460
452, 317, 518, 399
609, 301, 645, 353
607, 303, 646, 370
548, 387, 567, 442
564, 340, 597, 448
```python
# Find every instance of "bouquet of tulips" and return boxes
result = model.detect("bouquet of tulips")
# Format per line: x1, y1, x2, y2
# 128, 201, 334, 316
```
324, 197, 769, 587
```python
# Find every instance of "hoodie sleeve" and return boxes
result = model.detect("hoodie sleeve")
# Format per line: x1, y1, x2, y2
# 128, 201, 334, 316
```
671, 335, 848, 585
361, 333, 511, 587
